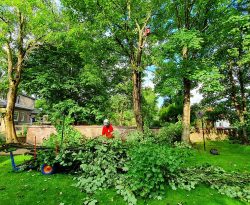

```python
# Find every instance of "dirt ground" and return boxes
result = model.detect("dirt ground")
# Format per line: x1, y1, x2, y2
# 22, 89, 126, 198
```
0, 148, 31, 156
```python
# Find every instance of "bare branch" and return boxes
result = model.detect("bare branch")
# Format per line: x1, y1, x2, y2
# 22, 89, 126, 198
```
114, 36, 131, 57
26, 34, 46, 52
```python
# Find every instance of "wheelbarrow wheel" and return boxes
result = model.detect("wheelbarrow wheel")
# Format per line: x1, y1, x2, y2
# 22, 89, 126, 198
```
41, 164, 55, 175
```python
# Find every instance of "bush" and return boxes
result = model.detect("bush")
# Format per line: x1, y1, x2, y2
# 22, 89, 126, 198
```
155, 121, 182, 144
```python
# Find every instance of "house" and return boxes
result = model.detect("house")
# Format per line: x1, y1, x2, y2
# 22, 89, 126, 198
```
214, 119, 230, 128
0, 94, 36, 132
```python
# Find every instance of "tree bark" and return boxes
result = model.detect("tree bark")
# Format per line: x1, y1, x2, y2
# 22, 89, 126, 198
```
5, 85, 18, 143
4, 9, 25, 143
238, 69, 248, 143
181, 44, 191, 143
182, 77, 191, 143
132, 69, 143, 131
228, 61, 248, 143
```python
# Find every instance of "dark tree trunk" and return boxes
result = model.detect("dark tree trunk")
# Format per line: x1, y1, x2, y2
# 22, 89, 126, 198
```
228, 61, 249, 143
132, 69, 143, 132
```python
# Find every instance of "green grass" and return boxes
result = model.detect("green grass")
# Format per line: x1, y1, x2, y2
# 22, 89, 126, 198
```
0, 141, 249, 205
188, 140, 250, 172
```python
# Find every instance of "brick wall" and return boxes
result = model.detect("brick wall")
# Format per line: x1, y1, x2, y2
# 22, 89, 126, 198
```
26, 125, 57, 145
26, 125, 227, 145
26, 125, 137, 145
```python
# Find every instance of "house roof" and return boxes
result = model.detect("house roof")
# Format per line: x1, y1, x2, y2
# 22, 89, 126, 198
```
19, 94, 36, 100
0, 99, 6, 108
0, 99, 33, 111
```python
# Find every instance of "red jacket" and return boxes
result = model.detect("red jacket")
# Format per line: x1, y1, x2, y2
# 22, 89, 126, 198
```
102, 124, 114, 138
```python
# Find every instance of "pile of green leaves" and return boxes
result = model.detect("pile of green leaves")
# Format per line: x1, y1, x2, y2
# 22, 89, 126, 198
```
169, 164, 250, 202
73, 138, 129, 204
43, 125, 85, 149
36, 131, 250, 205
123, 142, 192, 200
37, 132, 192, 205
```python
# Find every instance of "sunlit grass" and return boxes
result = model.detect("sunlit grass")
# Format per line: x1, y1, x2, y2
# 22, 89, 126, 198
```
0, 140, 249, 205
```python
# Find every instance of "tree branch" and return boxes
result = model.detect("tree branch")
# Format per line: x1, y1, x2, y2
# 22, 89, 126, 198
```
114, 36, 131, 57
0, 16, 9, 24
6, 42, 13, 82
173, 2, 182, 29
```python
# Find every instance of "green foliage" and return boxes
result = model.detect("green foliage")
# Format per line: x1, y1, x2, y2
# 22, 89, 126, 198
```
108, 94, 135, 126
37, 133, 193, 205
142, 88, 160, 127
231, 112, 250, 143
169, 165, 250, 202
43, 126, 85, 149
125, 131, 145, 144
159, 104, 182, 124
156, 121, 182, 144
124, 142, 192, 200
71, 138, 129, 204
0, 133, 5, 145
22, 36, 128, 125
166, 29, 204, 53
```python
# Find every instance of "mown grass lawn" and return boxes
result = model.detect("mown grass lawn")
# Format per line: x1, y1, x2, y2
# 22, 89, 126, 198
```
0, 140, 249, 205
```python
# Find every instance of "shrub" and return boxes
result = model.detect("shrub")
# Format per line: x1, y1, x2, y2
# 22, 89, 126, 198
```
155, 120, 182, 144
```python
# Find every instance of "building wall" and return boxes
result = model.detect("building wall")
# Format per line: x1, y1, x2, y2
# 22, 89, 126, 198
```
17, 95, 35, 109
0, 108, 5, 132
0, 109, 32, 132
214, 120, 230, 128
14, 110, 32, 124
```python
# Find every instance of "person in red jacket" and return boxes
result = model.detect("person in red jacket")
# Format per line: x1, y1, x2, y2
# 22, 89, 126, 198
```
102, 119, 114, 139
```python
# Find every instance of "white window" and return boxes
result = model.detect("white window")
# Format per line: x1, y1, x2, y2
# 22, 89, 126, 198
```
16, 96, 20, 104
14, 111, 19, 121
21, 112, 25, 122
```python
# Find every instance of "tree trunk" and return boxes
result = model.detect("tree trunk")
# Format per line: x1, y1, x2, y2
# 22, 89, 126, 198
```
132, 69, 143, 132
182, 77, 191, 143
228, 61, 248, 143
181, 45, 191, 143
4, 10, 25, 143
5, 85, 18, 143
238, 30, 248, 143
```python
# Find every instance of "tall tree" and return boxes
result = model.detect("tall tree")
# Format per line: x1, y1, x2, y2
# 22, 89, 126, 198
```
62, 0, 165, 131
0, 0, 59, 143
22, 34, 128, 124
153, 0, 228, 142
201, 0, 250, 143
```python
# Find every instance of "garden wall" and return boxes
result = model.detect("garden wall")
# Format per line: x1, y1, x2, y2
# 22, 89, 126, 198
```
26, 125, 228, 145
26, 125, 137, 145
26, 125, 57, 145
